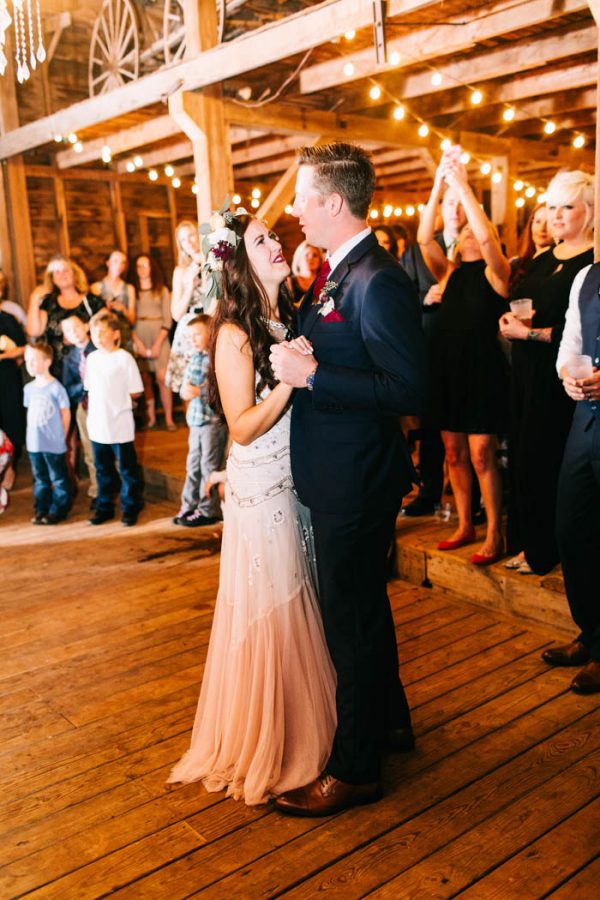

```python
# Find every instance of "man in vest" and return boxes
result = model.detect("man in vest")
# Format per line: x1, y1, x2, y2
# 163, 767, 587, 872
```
542, 262, 600, 693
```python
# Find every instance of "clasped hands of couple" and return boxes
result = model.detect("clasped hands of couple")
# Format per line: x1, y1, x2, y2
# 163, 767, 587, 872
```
270, 336, 315, 388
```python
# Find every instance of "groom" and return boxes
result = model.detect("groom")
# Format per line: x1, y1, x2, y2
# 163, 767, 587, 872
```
270, 143, 427, 815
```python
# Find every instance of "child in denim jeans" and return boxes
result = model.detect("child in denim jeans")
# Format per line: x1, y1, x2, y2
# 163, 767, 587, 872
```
23, 342, 71, 524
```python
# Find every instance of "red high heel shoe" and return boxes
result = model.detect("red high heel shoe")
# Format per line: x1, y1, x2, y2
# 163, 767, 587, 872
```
437, 529, 476, 551
470, 542, 505, 566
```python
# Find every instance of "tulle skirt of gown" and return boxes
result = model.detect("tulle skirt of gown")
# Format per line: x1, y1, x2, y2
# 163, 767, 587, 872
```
168, 411, 336, 805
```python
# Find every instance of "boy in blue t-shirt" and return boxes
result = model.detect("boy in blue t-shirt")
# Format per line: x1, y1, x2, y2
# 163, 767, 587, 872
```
23, 342, 71, 524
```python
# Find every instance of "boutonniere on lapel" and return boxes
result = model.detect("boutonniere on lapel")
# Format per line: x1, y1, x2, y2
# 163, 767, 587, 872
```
315, 280, 345, 322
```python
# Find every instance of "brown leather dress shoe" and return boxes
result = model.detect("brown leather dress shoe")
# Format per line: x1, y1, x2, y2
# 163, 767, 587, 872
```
571, 661, 600, 694
541, 641, 590, 667
387, 725, 416, 753
274, 774, 382, 817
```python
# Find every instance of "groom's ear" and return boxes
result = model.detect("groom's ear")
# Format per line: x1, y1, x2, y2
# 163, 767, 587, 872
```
326, 192, 344, 217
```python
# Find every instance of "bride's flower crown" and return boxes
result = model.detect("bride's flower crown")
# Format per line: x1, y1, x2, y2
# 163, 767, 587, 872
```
199, 199, 248, 301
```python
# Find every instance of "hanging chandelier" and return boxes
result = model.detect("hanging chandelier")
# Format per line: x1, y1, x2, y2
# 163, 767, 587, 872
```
0, 0, 46, 82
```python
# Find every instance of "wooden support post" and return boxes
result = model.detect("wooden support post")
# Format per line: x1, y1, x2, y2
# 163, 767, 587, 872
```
53, 174, 70, 256
0, 34, 36, 307
168, 0, 232, 222
503, 154, 519, 258
109, 179, 128, 252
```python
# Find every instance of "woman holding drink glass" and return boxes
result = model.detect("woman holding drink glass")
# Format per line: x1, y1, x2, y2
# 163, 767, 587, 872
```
500, 169, 594, 575
418, 147, 510, 565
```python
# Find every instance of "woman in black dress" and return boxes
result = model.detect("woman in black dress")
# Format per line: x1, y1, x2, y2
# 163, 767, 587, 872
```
500, 170, 594, 575
0, 309, 26, 498
418, 148, 510, 565
26, 255, 104, 380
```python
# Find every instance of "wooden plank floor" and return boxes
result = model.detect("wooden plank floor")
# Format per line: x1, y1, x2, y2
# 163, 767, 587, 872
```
2, 472, 599, 899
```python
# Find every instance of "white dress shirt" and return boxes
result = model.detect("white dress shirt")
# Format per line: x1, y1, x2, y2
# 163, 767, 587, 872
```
556, 264, 593, 375
327, 227, 372, 274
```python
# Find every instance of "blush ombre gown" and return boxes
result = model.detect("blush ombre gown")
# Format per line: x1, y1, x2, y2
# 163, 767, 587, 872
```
168, 374, 336, 806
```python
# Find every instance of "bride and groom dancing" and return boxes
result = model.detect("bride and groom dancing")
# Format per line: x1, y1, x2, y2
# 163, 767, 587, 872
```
168, 142, 427, 815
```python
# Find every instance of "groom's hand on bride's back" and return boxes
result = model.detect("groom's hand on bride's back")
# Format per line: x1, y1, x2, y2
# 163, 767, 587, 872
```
270, 342, 316, 388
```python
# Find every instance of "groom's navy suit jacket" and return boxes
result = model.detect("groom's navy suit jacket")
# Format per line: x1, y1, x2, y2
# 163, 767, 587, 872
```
291, 232, 427, 516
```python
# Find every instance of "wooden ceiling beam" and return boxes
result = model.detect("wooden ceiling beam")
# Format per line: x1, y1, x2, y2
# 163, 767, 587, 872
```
231, 134, 308, 165
411, 62, 598, 121
235, 153, 298, 179
116, 139, 193, 173
300, 0, 589, 94
56, 115, 180, 168
587, 0, 600, 24
0, 0, 440, 160
440, 87, 597, 132
460, 130, 595, 168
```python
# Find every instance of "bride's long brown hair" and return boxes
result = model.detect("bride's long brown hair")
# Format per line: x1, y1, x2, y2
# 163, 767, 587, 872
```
207, 214, 295, 415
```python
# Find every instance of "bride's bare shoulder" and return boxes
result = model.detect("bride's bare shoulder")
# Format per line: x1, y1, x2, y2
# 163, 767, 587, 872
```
215, 322, 252, 357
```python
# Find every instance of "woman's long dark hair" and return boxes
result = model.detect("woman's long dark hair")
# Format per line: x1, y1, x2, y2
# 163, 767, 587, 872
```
207, 214, 295, 416
129, 254, 165, 293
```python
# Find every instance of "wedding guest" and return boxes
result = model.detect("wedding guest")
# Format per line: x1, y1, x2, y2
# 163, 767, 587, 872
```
131, 254, 176, 431
500, 170, 594, 576
23, 343, 71, 525
85, 311, 144, 526
374, 224, 396, 255
26, 255, 104, 380
173, 314, 227, 528
166, 220, 208, 393
91, 250, 136, 352
289, 240, 323, 304
418, 147, 510, 565
401, 182, 467, 517
543, 260, 600, 693
0, 305, 26, 497
61, 315, 97, 505
510, 203, 553, 292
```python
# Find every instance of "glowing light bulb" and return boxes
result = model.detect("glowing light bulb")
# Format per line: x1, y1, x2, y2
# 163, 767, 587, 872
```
394, 207, 402, 216
126, 161, 136, 173
192, 184, 198, 194
148, 169, 158, 181
164, 164, 174, 177
525, 186, 536, 198
389, 51, 400, 66
369, 84, 381, 100
251, 198, 260, 209
73, 142, 83, 153
417, 203, 424, 212
369, 209, 379, 219
343, 62, 355, 77
480, 162, 492, 175
573, 134, 585, 149
516, 197, 525, 208
251, 189, 262, 200
492, 171, 502, 184
284, 204, 293, 215
172, 177, 181, 188
383, 204, 393, 218
393, 105, 405, 121
544, 121, 556, 135
503, 107, 515, 122
53, 134, 62, 143
232, 193, 241, 204
460, 151, 470, 165
431, 72, 442, 86
537, 192, 547, 203
101, 145, 111, 163
67, 132, 78, 144
406, 205, 415, 217
133, 155, 143, 168
441, 138, 452, 152
513, 180, 524, 191
418, 123, 429, 138
470, 90, 482, 105
344, 29, 355, 40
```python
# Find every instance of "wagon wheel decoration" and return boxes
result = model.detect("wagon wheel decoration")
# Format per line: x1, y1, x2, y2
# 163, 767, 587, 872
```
163, 0, 227, 65
89, 0, 140, 97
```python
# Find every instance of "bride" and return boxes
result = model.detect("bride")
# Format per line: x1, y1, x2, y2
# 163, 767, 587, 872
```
167, 211, 336, 805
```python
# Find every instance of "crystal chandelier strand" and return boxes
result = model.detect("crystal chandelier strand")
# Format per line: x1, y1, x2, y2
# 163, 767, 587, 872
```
0, 0, 45, 80
35, 0, 45, 63
27, 0, 35, 69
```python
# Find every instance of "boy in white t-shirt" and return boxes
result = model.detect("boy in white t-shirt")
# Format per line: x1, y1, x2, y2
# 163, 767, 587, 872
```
85, 311, 144, 526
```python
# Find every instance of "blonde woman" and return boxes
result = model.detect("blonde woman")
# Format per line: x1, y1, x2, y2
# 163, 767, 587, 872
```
500, 170, 594, 575
26, 255, 104, 379
288, 240, 323, 304
166, 220, 211, 392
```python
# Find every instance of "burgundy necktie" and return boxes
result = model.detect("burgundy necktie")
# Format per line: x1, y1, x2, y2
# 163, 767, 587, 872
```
312, 259, 331, 304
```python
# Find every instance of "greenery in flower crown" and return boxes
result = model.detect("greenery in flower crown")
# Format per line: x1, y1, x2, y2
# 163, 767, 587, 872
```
198, 197, 248, 302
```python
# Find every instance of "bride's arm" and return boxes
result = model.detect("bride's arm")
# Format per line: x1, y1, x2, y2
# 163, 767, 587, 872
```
215, 324, 293, 446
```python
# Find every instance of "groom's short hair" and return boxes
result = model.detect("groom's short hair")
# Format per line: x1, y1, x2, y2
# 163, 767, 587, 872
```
297, 143, 375, 220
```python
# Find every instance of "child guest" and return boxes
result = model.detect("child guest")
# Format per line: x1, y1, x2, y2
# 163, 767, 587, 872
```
85, 311, 144, 526
23, 343, 71, 524
61, 315, 97, 506
174, 314, 227, 527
